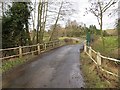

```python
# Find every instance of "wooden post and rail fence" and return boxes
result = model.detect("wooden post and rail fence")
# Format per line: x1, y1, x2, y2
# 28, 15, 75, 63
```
0, 40, 65, 61
83, 40, 120, 84
1, 40, 119, 78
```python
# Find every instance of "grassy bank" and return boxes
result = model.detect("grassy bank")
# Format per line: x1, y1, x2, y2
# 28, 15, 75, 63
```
91, 36, 118, 59
1, 55, 36, 73
80, 52, 111, 88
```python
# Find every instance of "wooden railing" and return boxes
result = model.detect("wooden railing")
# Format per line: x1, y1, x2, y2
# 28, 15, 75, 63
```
83, 40, 120, 78
0, 40, 65, 61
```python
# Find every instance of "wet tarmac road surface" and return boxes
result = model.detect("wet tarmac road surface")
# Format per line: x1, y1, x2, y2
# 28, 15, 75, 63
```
3, 44, 85, 88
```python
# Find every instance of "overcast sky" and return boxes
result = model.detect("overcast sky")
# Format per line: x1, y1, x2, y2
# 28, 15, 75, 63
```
0, 0, 118, 30
62, 0, 118, 30
30, 0, 119, 30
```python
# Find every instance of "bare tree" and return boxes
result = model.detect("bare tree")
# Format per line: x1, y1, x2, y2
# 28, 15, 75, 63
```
35, 0, 75, 42
48, 1, 76, 41
32, 0, 36, 30
86, 0, 117, 48
0, 2, 8, 18
36, 1, 41, 43
41, 0, 48, 42
37, 0, 44, 43
36, 0, 49, 43
49, 1, 63, 41
39, 0, 48, 43
31, 0, 37, 44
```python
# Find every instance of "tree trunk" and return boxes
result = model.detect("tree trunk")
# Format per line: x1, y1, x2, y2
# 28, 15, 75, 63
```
25, 22, 31, 45
41, 1, 48, 42
36, 1, 41, 44
49, 2, 63, 41
100, 12, 105, 50
2, 2, 4, 17
39, 1, 43, 43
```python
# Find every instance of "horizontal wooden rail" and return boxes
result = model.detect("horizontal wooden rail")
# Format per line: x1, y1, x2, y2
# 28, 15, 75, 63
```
87, 46, 97, 54
21, 44, 38, 48
0, 47, 19, 51
100, 55, 120, 63
85, 43, 119, 63
1, 40, 64, 61
0, 54, 19, 60
83, 40, 119, 78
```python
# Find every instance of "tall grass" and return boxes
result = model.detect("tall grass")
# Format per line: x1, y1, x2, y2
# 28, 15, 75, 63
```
2, 55, 36, 73
92, 36, 118, 59
80, 53, 110, 88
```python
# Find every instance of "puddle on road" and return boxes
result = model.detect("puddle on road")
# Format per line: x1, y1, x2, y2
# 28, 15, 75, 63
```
69, 64, 85, 88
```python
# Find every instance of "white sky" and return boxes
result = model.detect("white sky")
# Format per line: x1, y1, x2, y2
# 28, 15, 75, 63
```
65, 0, 118, 30
30, 0, 119, 30
0, 0, 118, 30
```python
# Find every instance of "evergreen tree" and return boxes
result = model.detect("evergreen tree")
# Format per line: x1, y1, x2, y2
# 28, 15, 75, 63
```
2, 2, 32, 49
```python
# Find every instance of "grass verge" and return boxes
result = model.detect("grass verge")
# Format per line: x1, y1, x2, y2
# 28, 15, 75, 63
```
92, 36, 118, 59
80, 52, 111, 88
1, 55, 36, 73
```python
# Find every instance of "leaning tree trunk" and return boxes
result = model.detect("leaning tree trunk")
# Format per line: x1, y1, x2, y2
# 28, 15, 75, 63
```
49, 2, 63, 41
100, 11, 105, 50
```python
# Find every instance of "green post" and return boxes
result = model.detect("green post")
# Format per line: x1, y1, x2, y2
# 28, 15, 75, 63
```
86, 30, 91, 46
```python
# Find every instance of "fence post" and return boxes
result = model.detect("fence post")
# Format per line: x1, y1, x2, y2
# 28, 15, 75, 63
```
19, 46, 22, 58
97, 52, 101, 65
84, 42, 86, 52
37, 43, 40, 54
89, 47, 92, 57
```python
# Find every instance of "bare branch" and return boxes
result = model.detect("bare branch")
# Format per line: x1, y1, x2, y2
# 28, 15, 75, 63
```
49, 1, 63, 41
102, 0, 117, 13
102, 0, 113, 11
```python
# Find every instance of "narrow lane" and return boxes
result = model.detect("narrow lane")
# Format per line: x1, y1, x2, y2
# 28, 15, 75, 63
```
3, 44, 85, 88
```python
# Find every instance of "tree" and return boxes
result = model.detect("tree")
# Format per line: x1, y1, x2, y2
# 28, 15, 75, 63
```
2, 2, 32, 48
36, 1, 41, 44
2, 16, 14, 48
36, 0, 48, 43
86, 0, 117, 48
49, 1, 63, 41
49, 24, 63, 37
65, 20, 79, 37
117, 18, 120, 43
89, 25, 98, 34
40, 0, 48, 43
0, 2, 10, 20
48, 0, 76, 41
31, 0, 37, 44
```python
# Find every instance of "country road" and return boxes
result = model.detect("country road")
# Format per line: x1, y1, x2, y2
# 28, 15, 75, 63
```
3, 44, 85, 88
